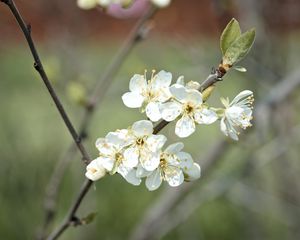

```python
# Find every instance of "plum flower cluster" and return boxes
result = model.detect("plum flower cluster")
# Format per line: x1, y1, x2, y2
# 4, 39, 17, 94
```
77, 0, 171, 10
86, 69, 254, 190
122, 70, 254, 139
85, 120, 200, 190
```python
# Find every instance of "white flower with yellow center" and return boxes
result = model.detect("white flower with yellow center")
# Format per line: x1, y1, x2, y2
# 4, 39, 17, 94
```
124, 120, 167, 171
95, 130, 141, 185
161, 84, 218, 138
143, 142, 201, 191
220, 90, 254, 141
122, 70, 172, 122
85, 157, 107, 181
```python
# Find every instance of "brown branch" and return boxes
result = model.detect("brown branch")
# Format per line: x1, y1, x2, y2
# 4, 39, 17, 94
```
1, 0, 91, 164
47, 180, 93, 240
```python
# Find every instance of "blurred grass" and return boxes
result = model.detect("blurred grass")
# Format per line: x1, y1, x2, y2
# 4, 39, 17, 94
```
0, 38, 297, 240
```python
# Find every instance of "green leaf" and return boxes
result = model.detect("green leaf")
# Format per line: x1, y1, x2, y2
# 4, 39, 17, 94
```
81, 212, 98, 225
234, 66, 247, 72
223, 28, 256, 66
220, 18, 241, 55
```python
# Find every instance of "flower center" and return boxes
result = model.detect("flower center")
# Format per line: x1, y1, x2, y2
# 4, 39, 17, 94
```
184, 103, 194, 114
136, 137, 145, 146
159, 158, 168, 170
115, 152, 123, 165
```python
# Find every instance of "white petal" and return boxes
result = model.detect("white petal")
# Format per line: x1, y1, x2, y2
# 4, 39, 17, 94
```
141, 151, 160, 171
98, 0, 110, 7
85, 158, 106, 181
123, 147, 139, 168
152, 70, 172, 89
132, 120, 153, 137
146, 102, 162, 122
176, 152, 193, 170
105, 131, 125, 147
146, 134, 167, 152
146, 169, 162, 191
136, 164, 151, 178
226, 106, 244, 119
122, 92, 145, 108
184, 163, 201, 181
230, 90, 253, 105
185, 89, 202, 105
118, 165, 141, 186
220, 118, 238, 141
95, 138, 114, 156
95, 137, 105, 151
186, 81, 200, 90
129, 74, 147, 93
169, 84, 188, 102
220, 118, 227, 135
165, 166, 184, 187
165, 142, 184, 154
176, 75, 185, 86
161, 101, 183, 122
77, 0, 98, 9
151, 0, 171, 8
100, 156, 115, 172
156, 87, 172, 102
194, 108, 218, 125
175, 115, 196, 138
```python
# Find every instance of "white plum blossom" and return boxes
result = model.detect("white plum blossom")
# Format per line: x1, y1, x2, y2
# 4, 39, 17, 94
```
125, 120, 167, 171
122, 70, 172, 122
145, 142, 201, 191
85, 158, 106, 181
161, 84, 218, 138
220, 90, 254, 141
85, 67, 254, 191
95, 130, 141, 185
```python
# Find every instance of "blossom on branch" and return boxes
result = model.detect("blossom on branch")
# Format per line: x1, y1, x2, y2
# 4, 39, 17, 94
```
143, 142, 201, 191
122, 71, 172, 122
124, 120, 167, 171
95, 130, 141, 185
85, 158, 107, 181
219, 90, 254, 140
161, 83, 218, 138
85, 120, 201, 190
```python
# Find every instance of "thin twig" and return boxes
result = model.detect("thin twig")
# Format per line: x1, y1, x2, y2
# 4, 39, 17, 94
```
47, 180, 93, 240
1, 0, 91, 164
39, 5, 157, 239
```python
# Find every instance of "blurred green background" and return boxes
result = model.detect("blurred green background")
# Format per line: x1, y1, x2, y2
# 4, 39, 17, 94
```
1, 0, 300, 239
